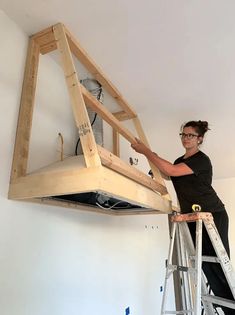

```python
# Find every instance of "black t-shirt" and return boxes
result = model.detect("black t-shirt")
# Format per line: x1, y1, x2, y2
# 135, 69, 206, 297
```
171, 151, 224, 213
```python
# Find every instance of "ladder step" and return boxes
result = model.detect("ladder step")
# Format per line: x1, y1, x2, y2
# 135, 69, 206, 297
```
167, 264, 195, 273
202, 294, 235, 309
202, 256, 220, 263
171, 212, 213, 223
163, 310, 193, 314
189, 255, 220, 263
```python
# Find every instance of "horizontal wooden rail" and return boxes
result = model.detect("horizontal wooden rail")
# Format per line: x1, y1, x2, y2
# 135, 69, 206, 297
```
97, 145, 168, 195
113, 111, 131, 121
31, 26, 57, 54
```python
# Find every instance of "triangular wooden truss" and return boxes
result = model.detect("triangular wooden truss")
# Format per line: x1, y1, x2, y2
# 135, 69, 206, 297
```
8, 23, 172, 215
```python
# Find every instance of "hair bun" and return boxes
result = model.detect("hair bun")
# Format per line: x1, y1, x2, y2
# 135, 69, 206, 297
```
198, 120, 210, 131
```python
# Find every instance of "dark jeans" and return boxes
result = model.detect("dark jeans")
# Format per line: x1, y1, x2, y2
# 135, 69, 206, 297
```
188, 210, 235, 315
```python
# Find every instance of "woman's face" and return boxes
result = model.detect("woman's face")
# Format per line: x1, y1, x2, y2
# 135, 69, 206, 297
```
181, 126, 202, 150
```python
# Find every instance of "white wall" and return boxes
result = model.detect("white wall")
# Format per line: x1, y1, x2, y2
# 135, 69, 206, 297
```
0, 11, 172, 315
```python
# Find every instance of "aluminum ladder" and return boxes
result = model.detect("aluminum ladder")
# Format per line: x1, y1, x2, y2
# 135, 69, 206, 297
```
161, 211, 235, 315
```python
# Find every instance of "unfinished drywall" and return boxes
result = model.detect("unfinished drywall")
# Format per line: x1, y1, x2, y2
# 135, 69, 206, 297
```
0, 10, 174, 315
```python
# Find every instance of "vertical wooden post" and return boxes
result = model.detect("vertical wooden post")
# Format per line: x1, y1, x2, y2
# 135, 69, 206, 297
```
10, 38, 40, 182
53, 23, 101, 168
132, 117, 170, 198
112, 129, 120, 157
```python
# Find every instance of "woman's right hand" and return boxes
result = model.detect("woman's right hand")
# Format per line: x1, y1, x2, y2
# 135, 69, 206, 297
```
131, 138, 150, 156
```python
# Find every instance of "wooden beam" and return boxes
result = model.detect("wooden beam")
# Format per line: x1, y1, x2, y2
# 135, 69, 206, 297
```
40, 42, 57, 55
9, 166, 103, 199
31, 26, 57, 54
64, 26, 137, 118
81, 84, 137, 144
98, 145, 168, 195
113, 110, 131, 121
112, 129, 120, 157
8, 162, 172, 214
132, 117, 169, 195
172, 205, 180, 212
10, 37, 40, 181
53, 23, 101, 168
9, 23, 173, 215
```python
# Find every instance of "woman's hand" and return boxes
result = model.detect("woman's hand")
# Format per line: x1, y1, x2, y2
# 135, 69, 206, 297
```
131, 138, 193, 177
131, 138, 150, 155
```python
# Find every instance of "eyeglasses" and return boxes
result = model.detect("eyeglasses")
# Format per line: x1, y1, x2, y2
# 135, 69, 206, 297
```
179, 133, 199, 139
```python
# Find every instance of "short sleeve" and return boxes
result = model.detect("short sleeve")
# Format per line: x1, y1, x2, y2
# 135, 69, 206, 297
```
183, 152, 211, 176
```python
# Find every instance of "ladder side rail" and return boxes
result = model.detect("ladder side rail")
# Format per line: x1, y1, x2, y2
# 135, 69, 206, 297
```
194, 219, 203, 315
161, 222, 177, 315
178, 223, 194, 313
175, 225, 188, 313
200, 272, 216, 315
170, 221, 196, 313
202, 295, 235, 310
180, 221, 215, 315
204, 217, 235, 298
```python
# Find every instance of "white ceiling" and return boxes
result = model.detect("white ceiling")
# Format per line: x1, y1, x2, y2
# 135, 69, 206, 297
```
1, 0, 235, 179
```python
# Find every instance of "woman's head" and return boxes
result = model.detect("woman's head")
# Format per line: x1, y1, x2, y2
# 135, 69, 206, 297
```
183, 120, 209, 137
180, 120, 210, 148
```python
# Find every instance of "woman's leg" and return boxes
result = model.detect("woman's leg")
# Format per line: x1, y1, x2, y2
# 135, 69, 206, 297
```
188, 211, 234, 314
202, 211, 234, 315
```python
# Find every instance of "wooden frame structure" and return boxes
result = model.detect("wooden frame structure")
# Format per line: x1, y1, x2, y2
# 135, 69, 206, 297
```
8, 23, 172, 215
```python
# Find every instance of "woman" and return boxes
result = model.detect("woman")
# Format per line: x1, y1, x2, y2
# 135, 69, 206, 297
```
131, 120, 234, 314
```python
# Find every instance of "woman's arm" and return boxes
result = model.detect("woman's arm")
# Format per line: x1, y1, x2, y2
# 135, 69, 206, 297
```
131, 138, 193, 177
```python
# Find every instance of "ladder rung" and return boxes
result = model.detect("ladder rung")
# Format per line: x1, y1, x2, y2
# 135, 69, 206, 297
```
202, 255, 220, 263
167, 264, 195, 273
163, 310, 193, 314
202, 294, 235, 309
189, 255, 220, 263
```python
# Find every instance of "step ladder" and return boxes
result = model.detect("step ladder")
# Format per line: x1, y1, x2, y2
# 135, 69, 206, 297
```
161, 211, 235, 315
